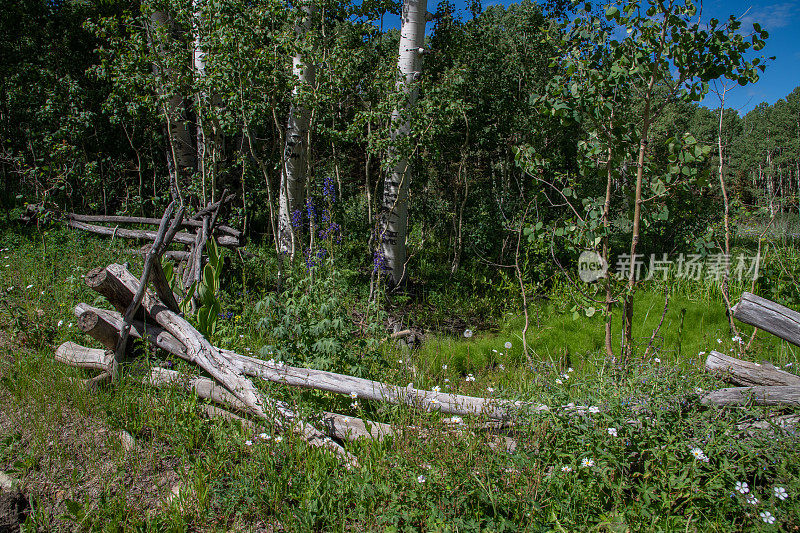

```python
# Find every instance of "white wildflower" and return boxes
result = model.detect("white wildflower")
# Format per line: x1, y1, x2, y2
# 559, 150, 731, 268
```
26, 284, 33, 289
450, 416, 463, 424
444, 378, 450, 383
259, 433, 268, 439
350, 391, 358, 399
562, 373, 569, 380
504, 341, 512, 349
499, 364, 505, 371
607, 427, 618, 437
561, 466, 573, 472
463, 329, 473, 338
581, 458, 595, 468
588, 406, 600, 414
492, 349, 498, 353
431, 386, 441, 393
555, 379, 563, 385
654, 357, 661, 363
735, 481, 749, 494
745, 494, 758, 505
57, 320, 63, 327
690, 447, 709, 462
245, 440, 253, 446
398, 359, 403, 364
417, 474, 426, 483
487, 387, 495, 393
732, 335, 742, 343
774, 486, 788, 500
717, 338, 722, 344
274, 436, 282, 443
441, 364, 447, 370
465, 374, 475, 382
568, 367, 574, 373
759, 511, 776, 524
350, 401, 359, 409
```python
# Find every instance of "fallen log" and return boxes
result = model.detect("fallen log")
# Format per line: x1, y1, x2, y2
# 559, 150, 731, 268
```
65, 213, 242, 239
149, 368, 392, 442
67, 220, 239, 248
55, 342, 110, 371
72, 302, 546, 420
733, 292, 800, 348
737, 414, 800, 435
86, 264, 355, 465
75, 303, 186, 356
705, 351, 800, 387
700, 386, 800, 407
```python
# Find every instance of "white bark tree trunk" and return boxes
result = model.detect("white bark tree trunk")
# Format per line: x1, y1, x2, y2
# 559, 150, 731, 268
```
278, 3, 316, 257
379, 0, 428, 287
148, 11, 196, 180
192, 2, 208, 203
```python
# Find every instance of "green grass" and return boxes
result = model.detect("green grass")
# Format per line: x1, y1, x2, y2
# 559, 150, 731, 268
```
1, 224, 800, 531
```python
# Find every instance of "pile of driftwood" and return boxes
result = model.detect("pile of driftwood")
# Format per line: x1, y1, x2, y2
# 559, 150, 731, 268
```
53, 204, 541, 465
65, 193, 242, 295
702, 292, 800, 431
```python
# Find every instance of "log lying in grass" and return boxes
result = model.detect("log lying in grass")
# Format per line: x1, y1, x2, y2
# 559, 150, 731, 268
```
74, 299, 546, 420
85, 264, 356, 465
75, 303, 187, 357
55, 342, 111, 371
733, 292, 800, 347
705, 351, 800, 387
737, 414, 800, 435
700, 386, 800, 407
66, 213, 242, 239
149, 368, 392, 442
67, 220, 239, 248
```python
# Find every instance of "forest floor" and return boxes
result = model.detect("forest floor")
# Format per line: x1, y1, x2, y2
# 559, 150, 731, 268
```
0, 223, 799, 531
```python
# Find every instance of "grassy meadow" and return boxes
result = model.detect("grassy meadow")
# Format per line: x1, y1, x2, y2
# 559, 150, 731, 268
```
1, 223, 799, 531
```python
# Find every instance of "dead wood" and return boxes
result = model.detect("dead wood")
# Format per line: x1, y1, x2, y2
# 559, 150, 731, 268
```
67, 219, 239, 248
87, 264, 355, 464
700, 386, 800, 407
733, 292, 800, 348
65, 213, 241, 239
705, 351, 800, 387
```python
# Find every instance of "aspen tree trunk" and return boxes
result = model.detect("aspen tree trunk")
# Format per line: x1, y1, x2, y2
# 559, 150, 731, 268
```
193, 1, 208, 205
149, 10, 195, 197
278, 2, 316, 257
379, 0, 428, 288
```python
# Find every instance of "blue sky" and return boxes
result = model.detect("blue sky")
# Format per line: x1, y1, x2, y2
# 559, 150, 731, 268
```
383, 0, 799, 115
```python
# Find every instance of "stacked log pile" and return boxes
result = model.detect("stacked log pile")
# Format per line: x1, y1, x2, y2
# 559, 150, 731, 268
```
54, 208, 541, 463
701, 292, 800, 431
64, 193, 242, 294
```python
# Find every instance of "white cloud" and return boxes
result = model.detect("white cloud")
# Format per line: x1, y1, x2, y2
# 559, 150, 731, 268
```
739, 3, 797, 30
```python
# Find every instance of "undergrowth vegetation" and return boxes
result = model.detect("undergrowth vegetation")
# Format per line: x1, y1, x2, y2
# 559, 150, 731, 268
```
0, 224, 799, 531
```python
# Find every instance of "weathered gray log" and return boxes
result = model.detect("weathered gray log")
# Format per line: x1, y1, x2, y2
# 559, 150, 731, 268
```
737, 414, 800, 435
191, 193, 234, 220
149, 368, 391, 441
705, 351, 800, 387
733, 292, 800, 347
75, 303, 187, 356
113, 202, 177, 377
71, 301, 546, 420
67, 220, 239, 248
701, 386, 800, 407
66, 213, 241, 239
56, 342, 111, 371
87, 264, 355, 464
